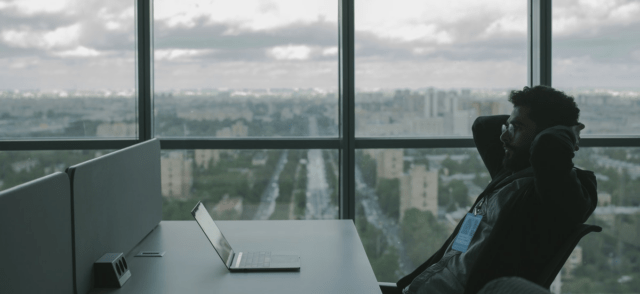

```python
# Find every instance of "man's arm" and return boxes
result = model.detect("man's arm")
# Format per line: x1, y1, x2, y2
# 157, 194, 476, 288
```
472, 115, 509, 179
529, 125, 596, 223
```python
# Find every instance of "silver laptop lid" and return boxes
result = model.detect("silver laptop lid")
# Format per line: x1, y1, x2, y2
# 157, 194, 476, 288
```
191, 201, 235, 268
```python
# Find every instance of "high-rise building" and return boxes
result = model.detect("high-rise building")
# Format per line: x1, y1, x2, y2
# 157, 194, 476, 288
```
424, 88, 437, 118
376, 149, 404, 179
161, 151, 193, 199
195, 149, 220, 169
216, 121, 249, 137
409, 116, 444, 136
96, 122, 136, 137
563, 246, 583, 279
400, 164, 438, 220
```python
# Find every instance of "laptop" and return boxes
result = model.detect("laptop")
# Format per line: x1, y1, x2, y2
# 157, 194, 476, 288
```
191, 201, 301, 271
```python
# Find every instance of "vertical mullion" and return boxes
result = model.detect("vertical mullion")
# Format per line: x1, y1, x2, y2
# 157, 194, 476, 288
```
339, 0, 356, 220
540, 0, 552, 87
527, 0, 533, 87
529, 0, 552, 87
137, 0, 153, 142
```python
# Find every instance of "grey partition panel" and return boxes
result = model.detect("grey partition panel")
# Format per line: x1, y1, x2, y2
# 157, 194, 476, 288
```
0, 172, 74, 294
68, 139, 162, 294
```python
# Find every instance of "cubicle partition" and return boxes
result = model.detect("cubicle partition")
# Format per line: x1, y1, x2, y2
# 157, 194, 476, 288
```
0, 172, 74, 294
67, 139, 162, 294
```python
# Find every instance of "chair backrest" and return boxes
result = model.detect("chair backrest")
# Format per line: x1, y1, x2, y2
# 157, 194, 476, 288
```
536, 223, 602, 288
67, 138, 162, 294
0, 172, 74, 294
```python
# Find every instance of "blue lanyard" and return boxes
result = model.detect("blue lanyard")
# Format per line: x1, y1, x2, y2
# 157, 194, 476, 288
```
474, 197, 486, 216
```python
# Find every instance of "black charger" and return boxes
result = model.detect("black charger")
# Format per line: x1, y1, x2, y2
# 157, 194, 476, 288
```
94, 253, 131, 288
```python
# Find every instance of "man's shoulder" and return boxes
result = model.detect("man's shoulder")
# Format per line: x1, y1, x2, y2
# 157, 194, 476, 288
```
574, 166, 595, 176
574, 167, 597, 193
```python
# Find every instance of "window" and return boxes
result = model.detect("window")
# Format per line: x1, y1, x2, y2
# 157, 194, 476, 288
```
2, 1, 639, 288
355, 148, 485, 281
565, 147, 640, 293
553, 0, 640, 136
353, 0, 524, 280
0, 150, 111, 190
153, 0, 339, 137
0, 0, 137, 139
355, 0, 525, 137
549, 1, 640, 291
160, 149, 338, 221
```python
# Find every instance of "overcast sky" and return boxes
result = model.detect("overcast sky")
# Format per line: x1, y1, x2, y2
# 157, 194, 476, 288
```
0, 0, 638, 92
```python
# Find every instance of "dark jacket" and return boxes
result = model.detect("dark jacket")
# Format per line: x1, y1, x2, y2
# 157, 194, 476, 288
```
396, 115, 598, 293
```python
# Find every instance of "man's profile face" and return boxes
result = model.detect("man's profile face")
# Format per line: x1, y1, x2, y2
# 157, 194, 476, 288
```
500, 106, 538, 172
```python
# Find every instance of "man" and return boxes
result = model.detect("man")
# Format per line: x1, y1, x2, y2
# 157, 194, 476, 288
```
397, 85, 598, 294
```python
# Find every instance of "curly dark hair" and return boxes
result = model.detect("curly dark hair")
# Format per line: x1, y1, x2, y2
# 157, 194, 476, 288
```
508, 85, 580, 131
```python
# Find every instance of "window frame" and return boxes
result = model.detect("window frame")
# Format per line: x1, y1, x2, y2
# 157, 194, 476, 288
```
2, 0, 640, 284
1, 0, 639, 228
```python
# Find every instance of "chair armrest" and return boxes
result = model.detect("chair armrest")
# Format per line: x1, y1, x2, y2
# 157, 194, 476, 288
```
379, 282, 402, 294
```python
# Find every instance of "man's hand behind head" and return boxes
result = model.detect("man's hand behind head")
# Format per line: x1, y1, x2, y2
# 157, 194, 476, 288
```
571, 123, 585, 151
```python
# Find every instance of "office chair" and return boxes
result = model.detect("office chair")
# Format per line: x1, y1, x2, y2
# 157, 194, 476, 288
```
534, 223, 601, 288
378, 223, 602, 294
477, 277, 550, 294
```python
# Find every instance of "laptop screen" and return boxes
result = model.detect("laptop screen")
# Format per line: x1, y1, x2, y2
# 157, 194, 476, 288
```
191, 202, 234, 267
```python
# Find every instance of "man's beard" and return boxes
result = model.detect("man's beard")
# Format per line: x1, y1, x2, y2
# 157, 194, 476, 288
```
502, 144, 531, 172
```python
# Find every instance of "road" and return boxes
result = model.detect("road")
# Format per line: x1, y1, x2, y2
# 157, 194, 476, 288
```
355, 166, 414, 275
252, 150, 289, 220
305, 116, 338, 219
251, 115, 408, 278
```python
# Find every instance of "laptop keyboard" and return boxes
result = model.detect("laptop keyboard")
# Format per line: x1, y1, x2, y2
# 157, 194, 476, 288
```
239, 251, 271, 268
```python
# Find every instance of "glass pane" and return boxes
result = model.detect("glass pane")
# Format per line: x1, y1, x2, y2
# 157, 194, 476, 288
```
566, 147, 640, 293
355, 0, 526, 137
161, 149, 339, 221
0, 0, 137, 139
355, 148, 487, 281
0, 150, 111, 191
356, 147, 640, 290
553, 0, 640, 135
153, 0, 339, 137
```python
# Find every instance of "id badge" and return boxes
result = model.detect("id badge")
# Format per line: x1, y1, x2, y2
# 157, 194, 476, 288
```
452, 213, 483, 253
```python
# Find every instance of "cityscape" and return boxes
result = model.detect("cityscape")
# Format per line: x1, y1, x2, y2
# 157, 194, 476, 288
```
1, 87, 640, 293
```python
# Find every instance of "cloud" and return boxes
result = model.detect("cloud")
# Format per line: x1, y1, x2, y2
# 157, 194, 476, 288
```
4, 56, 40, 69
0, 55, 136, 90
1, 0, 72, 15
482, 16, 527, 36
372, 23, 453, 44
322, 47, 338, 56
97, 5, 134, 31
553, 0, 640, 35
54, 46, 100, 57
354, 58, 527, 89
1, 23, 80, 49
268, 45, 311, 60
412, 47, 436, 55
553, 54, 640, 89
153, 60, 338, 91
0, 0, 637, 91
355, 0, 525, 42
155, 49, 214, 61
154, 0, 336, 31
610, 2, 640, 20
577, 0, 617, 10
